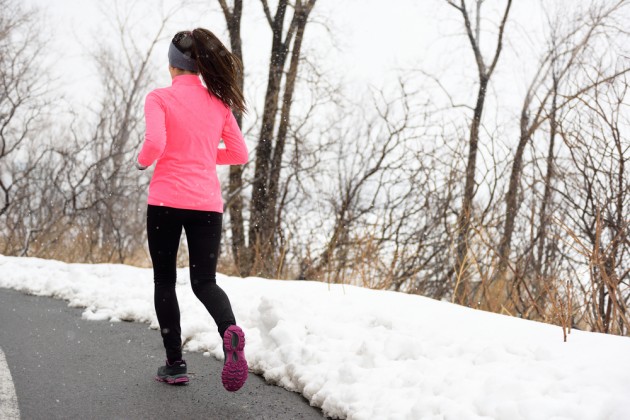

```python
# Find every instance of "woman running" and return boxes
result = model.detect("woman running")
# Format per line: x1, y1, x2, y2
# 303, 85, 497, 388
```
136, 28, 248, 392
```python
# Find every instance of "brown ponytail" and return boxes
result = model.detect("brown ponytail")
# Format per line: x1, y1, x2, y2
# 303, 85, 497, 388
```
178, 28, 246, 114
171, 29, 246, 114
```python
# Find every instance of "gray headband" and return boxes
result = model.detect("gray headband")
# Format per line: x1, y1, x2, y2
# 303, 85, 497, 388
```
168, 42, 198, 72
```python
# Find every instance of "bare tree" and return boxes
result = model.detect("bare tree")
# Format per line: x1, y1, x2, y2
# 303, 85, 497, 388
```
216, 0, 318, 276
557, 68, 630, 334
0, 0, 53, 253
247, 0, 318, 276
289, 79, 454, 293
57, 2, 174, 263
491, 0, 630, 313
304, 89, 415, 281
445, 0, 513, 305
217, 0, 248, 273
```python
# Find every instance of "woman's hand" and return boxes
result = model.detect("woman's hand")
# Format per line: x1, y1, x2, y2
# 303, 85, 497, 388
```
135, 161, 148, 170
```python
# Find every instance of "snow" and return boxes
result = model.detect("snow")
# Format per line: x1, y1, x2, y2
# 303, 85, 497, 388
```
1, 255, 629, 420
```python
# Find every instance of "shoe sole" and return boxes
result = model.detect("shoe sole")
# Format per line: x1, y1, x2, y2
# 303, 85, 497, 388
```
222, 325, 248, 392
155, 374, 189, 385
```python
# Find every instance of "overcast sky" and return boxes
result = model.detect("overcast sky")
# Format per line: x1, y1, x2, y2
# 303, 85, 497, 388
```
26, 0, 549, 111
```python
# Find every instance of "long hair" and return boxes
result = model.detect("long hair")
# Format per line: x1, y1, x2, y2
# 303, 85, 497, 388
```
172, 29, 246, 114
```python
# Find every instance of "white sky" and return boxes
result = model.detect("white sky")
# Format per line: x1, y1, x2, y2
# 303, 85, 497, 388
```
27, 0, 547, 111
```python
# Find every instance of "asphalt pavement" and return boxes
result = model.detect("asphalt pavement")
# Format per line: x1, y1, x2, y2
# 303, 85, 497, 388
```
0, 287, 327, 420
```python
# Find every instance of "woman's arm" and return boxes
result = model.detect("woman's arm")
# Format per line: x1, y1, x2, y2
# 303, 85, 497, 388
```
137, 92, 166, 168
216, 109, 248, 165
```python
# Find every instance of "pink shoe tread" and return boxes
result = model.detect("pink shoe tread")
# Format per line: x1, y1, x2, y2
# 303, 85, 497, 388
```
222, 325, 248, 392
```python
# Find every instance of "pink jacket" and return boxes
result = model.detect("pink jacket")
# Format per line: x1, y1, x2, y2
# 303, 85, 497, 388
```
138, 74, 248, 212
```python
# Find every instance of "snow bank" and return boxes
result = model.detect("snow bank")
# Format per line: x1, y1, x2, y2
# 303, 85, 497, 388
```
1, 255, 629, 420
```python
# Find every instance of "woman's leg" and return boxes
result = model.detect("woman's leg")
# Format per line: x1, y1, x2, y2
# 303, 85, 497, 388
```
183, 209, 247, 391
147, 205, 184, 362
182, 210, 236, 337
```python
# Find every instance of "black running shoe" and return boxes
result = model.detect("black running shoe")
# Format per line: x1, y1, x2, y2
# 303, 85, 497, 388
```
155, 359, 189, 385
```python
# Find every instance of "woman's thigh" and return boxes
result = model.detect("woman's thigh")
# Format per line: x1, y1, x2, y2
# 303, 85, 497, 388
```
147, 205, 184, 284
183, 211, 223, 282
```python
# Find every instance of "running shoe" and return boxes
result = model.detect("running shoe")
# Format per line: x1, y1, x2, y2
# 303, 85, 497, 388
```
155, 359, 189, 385
221, 325, 248, 391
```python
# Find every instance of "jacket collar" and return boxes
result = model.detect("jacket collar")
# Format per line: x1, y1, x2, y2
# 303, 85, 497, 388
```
172, 74, 202, 86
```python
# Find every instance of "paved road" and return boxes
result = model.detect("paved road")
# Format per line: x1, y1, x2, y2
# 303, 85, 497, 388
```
0, 287, 326, 420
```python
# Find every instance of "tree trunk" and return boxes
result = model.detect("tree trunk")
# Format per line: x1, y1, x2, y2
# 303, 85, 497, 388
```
493, 107, 530, 297
448, 0, 512, 305
218, 0, 248, 275
266, 1, 312, 254
454, 76, 488, 304
248, 0, 291, 276
533, 74, 558, 301
247, 0, 316, 277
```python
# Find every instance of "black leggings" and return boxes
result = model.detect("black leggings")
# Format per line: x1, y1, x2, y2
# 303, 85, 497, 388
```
147, 204, 236, 362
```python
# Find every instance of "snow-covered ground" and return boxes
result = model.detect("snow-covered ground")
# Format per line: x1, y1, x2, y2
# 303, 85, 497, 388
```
1, 255, 629, 420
